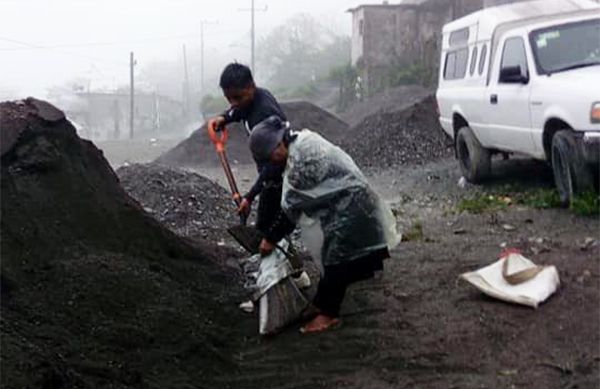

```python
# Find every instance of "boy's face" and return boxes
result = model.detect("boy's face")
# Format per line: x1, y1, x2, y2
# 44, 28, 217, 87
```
223, 84, 255, 109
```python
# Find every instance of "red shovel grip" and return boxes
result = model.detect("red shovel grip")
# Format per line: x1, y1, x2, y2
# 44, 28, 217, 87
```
207, 124, 228, 151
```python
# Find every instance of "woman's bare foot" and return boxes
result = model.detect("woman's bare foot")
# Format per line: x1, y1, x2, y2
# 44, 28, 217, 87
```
300, 314, 341, 334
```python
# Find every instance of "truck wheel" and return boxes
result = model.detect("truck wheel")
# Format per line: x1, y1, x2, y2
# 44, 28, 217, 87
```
551, 130, 595, 206
456, 126, 491, 183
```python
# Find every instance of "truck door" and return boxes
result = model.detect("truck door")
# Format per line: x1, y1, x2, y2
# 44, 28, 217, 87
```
486, 35, 535, 154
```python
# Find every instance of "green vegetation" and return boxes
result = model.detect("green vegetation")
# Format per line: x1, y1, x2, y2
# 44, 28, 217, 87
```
257, 14, 351, 91
571, 192, 600, 217
512, 188, 562, 209
403, 220, 424, 242
273, 83, 320, 101
328, 64, 359, 111
457, 195, 510, 214
458, 186, 599, 216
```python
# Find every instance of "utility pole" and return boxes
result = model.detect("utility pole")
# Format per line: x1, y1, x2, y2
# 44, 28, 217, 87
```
129, 51, 135, 139
182, 44, 190, 117
251, 0, 255, 73
200, 22, 205, 99
199, 20, 217, 107
239, 1, 267, 75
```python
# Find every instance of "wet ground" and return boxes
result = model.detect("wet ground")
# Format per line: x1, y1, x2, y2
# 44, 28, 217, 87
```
99, 139, 599, 388
5, 99, 597, 389
205, 157, 598, 389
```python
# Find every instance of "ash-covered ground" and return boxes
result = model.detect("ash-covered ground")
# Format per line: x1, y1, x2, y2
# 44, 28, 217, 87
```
2, 96, 598, 389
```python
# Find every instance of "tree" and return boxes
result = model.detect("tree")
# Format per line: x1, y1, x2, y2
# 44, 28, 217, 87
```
257, 14, 351, 91
328, 64, 359, 111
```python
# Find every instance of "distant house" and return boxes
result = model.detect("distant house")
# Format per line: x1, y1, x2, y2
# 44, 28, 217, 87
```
347, 0, 531, 94
66, 92, 186, 140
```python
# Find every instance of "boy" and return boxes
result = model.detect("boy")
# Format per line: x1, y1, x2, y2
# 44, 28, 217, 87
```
208, 63, 289, 240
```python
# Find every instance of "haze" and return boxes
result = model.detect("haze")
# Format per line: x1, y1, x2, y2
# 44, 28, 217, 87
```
0, 0, 364, 100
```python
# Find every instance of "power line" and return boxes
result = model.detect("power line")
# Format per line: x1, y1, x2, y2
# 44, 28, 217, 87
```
0, 36, 128, 68
0, 34, 197, 51
0, 28, 243, 51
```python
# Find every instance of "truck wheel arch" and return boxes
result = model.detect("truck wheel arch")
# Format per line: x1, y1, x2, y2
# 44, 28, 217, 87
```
452, 113, 469, 157
543, 118, 571, 160
453, 113, 469, 139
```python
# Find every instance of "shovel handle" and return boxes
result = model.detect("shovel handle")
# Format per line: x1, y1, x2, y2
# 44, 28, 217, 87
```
208, 124, 247, 226
207, 124, 228, 151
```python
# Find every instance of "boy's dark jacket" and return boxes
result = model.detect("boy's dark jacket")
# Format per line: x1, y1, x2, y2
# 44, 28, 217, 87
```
222, 87, 287, 200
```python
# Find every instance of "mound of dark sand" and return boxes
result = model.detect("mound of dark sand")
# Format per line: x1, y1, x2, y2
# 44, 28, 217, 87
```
117, 163, 238, 242
156, 100, 349, 168
340, 95, 453, 170
339, 84, 431, 127
0, 98, 245, 389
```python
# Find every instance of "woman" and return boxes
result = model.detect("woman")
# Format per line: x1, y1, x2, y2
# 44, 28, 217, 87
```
249, 116, 400, 333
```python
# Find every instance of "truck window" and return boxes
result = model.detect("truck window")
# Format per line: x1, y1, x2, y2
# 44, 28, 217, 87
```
500, 37, 528, 82
529, 18, 600, 75
469, 46, 478, 76
479, 44, 487, 75
449, 28, 469, 47
444, 48, 469, 80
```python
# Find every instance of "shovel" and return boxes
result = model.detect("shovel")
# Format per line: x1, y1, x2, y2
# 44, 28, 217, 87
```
207, 124, 264, 253
207, 124, 300, 261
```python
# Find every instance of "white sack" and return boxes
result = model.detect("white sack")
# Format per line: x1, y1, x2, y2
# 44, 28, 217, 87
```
461, 252, 560, 308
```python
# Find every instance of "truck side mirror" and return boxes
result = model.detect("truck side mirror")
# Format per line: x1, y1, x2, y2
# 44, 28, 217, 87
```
499, 65, 529, 84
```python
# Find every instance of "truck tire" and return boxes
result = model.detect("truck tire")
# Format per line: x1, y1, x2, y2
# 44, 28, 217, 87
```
551, 130, 595, 206
456, 126, 491, 183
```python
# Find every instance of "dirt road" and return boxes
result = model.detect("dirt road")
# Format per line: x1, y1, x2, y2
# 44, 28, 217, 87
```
216, 157, 599, 389
95, 131, 599, 388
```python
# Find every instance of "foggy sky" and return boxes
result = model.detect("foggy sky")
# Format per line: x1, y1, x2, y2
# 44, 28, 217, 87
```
0, 0, 366, 100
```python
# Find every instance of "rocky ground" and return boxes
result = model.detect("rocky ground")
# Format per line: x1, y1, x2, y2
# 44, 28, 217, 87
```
219, 157, 600, 389
2, 97, 598, 389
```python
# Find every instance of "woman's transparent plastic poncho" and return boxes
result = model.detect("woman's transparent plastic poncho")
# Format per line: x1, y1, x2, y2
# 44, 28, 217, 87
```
281, 130, 400, 270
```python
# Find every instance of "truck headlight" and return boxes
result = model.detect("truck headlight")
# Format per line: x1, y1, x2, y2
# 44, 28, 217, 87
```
592, 102, 600, 124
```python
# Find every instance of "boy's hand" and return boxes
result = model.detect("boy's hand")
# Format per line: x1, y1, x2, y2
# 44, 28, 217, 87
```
237, 197, 251, 217
208, 116, 226, 132
259, 238, 275, 256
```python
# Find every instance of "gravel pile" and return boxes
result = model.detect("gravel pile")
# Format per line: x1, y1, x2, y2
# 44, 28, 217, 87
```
282, 101, 349, 142
156, 101, 349, 168
339, 84, 432, 127
117, 163, 238, 241
1, 98, 242, 389
340, 95, 453, 170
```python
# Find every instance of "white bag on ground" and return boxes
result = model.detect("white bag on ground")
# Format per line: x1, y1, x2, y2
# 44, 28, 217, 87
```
461, 251, 560, 308
247, 239, 309, 335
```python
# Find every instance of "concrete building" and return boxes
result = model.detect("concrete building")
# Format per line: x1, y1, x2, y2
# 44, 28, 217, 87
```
347, 0, 532, 94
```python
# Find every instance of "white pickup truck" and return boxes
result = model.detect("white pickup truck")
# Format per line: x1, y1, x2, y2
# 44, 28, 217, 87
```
436, 0, 600, 205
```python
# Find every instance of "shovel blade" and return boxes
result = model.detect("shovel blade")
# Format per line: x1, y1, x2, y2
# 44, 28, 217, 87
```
227, 225, 264, 255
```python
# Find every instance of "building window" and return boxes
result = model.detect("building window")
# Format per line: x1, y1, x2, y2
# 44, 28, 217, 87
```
359, 20, 364, 36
